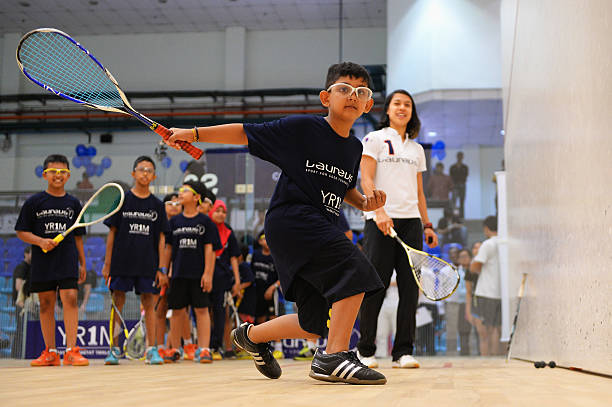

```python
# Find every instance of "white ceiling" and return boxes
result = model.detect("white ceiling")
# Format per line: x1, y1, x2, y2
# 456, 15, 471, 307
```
0, 0, 386, 35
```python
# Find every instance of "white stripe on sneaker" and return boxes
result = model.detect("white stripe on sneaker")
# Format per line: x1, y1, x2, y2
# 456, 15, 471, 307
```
345, 366, 361, 380
331, 360, 350, 377
339, 363, 356, 379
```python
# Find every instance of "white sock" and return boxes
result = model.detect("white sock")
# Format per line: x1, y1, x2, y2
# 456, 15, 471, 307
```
273, 341, 283, 352
146, 346, 154, 352
184, 339, 192, 345
49, 348, 58, 353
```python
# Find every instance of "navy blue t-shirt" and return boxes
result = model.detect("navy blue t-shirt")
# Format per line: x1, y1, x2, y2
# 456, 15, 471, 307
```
243, 115, 362, 293
237, 262, 256, 316
251, 250, 277, 299
103, 191, 169, 278
15, 192, 85, 282
166, 213, 221, 279
213, 227, 241, 292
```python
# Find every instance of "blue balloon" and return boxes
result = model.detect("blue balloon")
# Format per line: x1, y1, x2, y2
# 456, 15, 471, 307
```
35, 165, 44, 178
81, 156, 91, 165
86, 163, 96, 176
76, 144, 87, 156
96, 165, 104, 176
88, 146, 97, 157
101, 157, 112, 169
162, 156, 172, 169
179, 160, 189, 173
72, 156, 82, 168
432, 140, 446, 150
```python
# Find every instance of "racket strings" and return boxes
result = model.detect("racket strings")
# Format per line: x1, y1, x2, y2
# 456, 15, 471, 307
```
19, 31, 123, 108
82, 185, 123, 221
409, 252, 458, 300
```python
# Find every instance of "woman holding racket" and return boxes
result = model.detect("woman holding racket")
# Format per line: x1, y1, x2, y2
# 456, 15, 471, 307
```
356, 90, 438, 369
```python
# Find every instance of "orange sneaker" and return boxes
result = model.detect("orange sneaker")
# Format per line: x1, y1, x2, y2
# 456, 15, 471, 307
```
63, 347, 89, 366
31, 348, 60, 367
183, 343, 197, 360
161, 347, 181, 363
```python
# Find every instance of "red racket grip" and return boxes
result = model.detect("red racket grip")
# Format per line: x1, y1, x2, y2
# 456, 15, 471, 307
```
151, 122, 203, 160
160, 286, 167, 296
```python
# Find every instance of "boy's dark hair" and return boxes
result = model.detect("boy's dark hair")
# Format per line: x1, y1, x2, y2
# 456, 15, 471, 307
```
325, 62, 372, 89
183, 180, 207, 200
43, 154, 70, 170
163, 193, 178, 203
133, 156, 155, 171
483, 216, 498, 232
240, 244, 250, 259
204, 188, 216, 205
378, 90, 421, 139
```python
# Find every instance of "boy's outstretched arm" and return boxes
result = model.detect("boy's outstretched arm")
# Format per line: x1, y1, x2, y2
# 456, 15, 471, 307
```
344, 188, 386, 212
165, 124, 247, 149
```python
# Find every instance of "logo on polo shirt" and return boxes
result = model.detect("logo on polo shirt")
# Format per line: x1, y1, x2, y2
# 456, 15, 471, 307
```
129, 223, 150, 235
305, 159, 353, 187
122, 210, 158, 222
36, 207, 74, 220
179, 238, 198, 249
321, 189, 342, 216
172, 225, 206, 236
44, 222, 67, 234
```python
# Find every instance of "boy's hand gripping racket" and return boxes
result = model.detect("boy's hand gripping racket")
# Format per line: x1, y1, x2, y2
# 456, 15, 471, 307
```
388, 226, 460, 301
42, 182, 124, 253
16, 28, 203, 159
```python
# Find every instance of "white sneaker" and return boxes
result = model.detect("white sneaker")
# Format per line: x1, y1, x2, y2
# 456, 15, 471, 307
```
357, 351, 378, 368
392, 354, 420, 368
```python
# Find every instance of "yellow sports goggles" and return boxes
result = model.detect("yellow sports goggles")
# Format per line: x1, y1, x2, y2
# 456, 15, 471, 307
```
43, 168, 71, 176
179, 186, 202, 205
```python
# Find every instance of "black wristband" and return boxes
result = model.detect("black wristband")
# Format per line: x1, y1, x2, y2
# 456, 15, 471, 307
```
158, 267, 168, 275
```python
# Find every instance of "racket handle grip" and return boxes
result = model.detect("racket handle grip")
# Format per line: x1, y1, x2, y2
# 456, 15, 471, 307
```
42, 234, 64, 253
152, 122, 204, 160
160, 286, 167, 296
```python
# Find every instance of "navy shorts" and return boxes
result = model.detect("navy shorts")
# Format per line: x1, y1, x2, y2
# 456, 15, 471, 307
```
167, 278, 210, 310
30, 278, 78, 293
289, 235, 383, 338
109, 276, 159, 295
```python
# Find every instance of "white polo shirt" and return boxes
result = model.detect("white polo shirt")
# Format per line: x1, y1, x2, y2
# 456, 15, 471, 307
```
474, 236, 501, 299
362, 127, 427, 220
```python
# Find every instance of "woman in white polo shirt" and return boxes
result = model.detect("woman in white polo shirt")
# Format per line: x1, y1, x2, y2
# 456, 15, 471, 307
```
357, 89, 438, 369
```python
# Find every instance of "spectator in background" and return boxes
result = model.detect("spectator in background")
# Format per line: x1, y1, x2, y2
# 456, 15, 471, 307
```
337, 208, 353, 241
76, 172, 93, 190
77, 268, 97, 315
375, 271, 399, 358
436, 207, 468, 247
470, 217, 502, 356
465, 242, 482, 355
450, 152, 469, 217
427, 162, 453, 204
446, 248, 472, 355
11, 246, 32, 358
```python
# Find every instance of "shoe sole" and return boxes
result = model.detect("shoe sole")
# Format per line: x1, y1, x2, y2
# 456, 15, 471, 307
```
392, 363, 420, 368
231, 328, 282, 379
104, 361, 119, 365
309, 370, 387, 385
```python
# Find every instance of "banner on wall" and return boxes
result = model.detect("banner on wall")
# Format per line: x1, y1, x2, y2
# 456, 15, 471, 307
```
26, 320, 137, 359
26, 319, 361, 359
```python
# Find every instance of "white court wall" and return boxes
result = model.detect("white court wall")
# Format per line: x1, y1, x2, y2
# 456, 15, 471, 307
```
503, 0, 612, 374
387, 0, 502, 94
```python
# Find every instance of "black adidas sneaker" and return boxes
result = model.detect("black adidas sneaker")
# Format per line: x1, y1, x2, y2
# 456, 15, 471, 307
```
231, 323, 282, 379
309, 349, 387, 385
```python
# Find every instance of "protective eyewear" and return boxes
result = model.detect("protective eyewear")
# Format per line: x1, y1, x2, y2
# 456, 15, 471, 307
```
179, 186, 202, 205
43, 168, 71, 176
326, 83, 373, 101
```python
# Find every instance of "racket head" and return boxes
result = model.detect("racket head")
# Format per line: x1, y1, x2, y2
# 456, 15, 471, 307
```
109, 301, 128, 358
126, 312, 146, 360
16, 28, 131, 113
76, 183, 124, 227
397, 239, 460, 301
